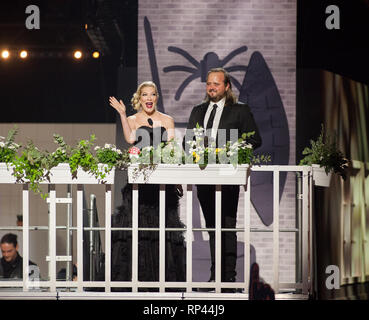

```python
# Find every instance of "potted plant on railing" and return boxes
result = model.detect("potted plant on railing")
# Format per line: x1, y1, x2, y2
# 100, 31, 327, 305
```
0, 129, 129, 199
299, 125, 348, 187
127, 123, 271, 186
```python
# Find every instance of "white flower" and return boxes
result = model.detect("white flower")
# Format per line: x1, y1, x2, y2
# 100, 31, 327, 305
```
0, 142, 5, 147
129, 153, 139, 160
104, 143, 112, 149
94, 146, 101, 150
0, 136, 5, 140
193, 127, 205, 136
117, 149, 122, 155
245, 143, 253, 149
186, 140, 197, 148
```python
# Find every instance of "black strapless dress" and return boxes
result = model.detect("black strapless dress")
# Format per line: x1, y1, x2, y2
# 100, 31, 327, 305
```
111, 126, 186, 290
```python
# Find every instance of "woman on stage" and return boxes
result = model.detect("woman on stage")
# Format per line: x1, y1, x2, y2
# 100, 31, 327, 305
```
109, 81, 186, 291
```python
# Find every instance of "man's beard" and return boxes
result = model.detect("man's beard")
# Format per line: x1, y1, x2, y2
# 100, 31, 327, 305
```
207, 92, 225, 102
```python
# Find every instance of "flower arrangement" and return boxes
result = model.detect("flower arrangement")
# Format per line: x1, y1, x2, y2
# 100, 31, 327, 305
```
0, 125, 271, 196
185, 123, 270, 169
299, 125, 348, 180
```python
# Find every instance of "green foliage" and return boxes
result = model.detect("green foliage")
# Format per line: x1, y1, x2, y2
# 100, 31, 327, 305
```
95, 143, 130, 179
1, 129, 129, 198
68, 135, 98, 179
299, 125, 348, 179
0, 126, 21, 163
11, 141, 50, 199
1, 126, 272, 198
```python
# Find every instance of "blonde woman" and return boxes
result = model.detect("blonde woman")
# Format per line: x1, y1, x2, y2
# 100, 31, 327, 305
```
109, 81, 186, 288
109, 81, 175, 145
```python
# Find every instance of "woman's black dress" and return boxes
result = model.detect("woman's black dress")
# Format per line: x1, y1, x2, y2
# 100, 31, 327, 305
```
111, 126, 186, 289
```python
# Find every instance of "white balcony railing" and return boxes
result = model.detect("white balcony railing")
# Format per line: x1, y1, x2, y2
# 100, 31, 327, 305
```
0, 163, 313, 300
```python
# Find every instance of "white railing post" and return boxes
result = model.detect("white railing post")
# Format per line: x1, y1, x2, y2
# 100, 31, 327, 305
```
159, 184, 166, 292
308, 167, 314, 294
302, 167, 309, 295
22, 184, 29, 291
105, 184, 112, 292
132, 184, 139, 292
273, 167, 280, 293
77, 184, 84, 292
49, 184, 57, 292
243, 175, 251, 294
215, 184, 222, 293
186, 184, 193, 292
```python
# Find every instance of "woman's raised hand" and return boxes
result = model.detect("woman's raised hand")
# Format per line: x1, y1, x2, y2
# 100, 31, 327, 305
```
109, 96, 126, 115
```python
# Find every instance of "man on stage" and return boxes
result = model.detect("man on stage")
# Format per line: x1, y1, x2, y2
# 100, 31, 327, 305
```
183, 67, 262, 292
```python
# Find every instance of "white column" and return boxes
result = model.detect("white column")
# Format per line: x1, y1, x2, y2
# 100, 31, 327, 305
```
49, 184, 57, 292
105, 184, 112, 292
243, 175, 251, 294
77, 184, 84, 292
273, 168, 280, 293
309, 167, 314, 294
22, 184, 29, 291
159, 184, 166, 292
131, 184, 138, 292
302, 167, 309, 294
215, 185, 222, 293
186, 184, 193, 292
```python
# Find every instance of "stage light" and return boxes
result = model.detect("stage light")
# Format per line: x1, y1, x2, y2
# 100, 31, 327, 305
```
92, 51, 100, 59
74, 50, 82, 59
20, 50, 28, 59
1, 50, 10, 59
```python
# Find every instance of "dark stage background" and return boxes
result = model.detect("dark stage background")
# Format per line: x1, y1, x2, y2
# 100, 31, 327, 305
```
297, 0, 369, 299
0, 0, 137, 123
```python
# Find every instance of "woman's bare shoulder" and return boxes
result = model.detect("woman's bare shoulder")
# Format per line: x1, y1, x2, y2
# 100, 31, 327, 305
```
158, 112, 174, 123
127, 115, 138, 128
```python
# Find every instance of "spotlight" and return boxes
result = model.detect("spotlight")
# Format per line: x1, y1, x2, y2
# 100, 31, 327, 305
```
19, 50, 28, 59
92, 51, 100, 59
1, 50, 10, 59
73, 50, 82, 59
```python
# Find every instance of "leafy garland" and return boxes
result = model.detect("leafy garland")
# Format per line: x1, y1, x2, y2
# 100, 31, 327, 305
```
0, 126, 271, 197
0, 128, 129, 199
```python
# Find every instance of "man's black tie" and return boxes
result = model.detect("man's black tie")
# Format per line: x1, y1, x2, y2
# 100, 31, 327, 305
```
206, 104, 218, 130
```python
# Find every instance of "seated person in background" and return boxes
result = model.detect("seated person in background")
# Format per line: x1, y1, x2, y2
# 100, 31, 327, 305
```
0, 233, 39, 279
57, 263, 77, 281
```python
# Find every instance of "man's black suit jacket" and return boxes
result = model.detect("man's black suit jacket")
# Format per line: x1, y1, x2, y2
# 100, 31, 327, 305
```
183, 101, 262, 150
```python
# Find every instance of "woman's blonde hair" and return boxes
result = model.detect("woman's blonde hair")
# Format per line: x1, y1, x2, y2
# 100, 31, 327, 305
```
131, 81, 159, 111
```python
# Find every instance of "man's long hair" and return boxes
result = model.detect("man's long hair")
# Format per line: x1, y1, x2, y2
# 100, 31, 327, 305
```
203, 67, 238, 106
